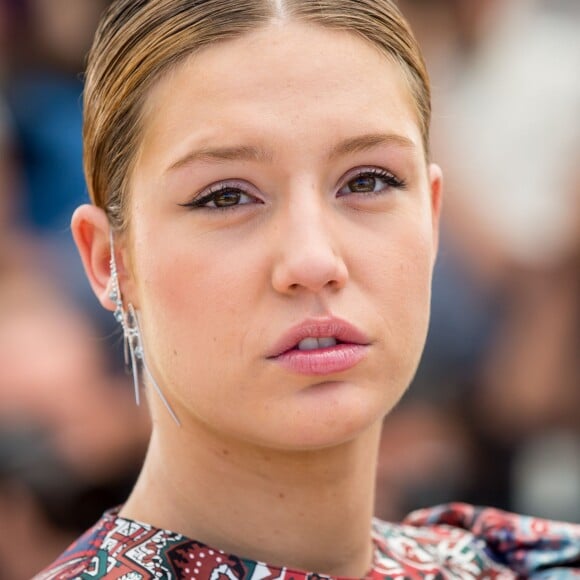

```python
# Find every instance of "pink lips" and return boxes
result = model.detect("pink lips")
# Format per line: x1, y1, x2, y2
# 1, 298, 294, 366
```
267, 318, 370, 376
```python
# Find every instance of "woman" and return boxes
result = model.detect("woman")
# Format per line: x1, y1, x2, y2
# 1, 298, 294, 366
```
37, 0, 579, 578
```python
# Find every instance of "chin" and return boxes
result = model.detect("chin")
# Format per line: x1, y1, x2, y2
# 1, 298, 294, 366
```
268, 381, 397, 451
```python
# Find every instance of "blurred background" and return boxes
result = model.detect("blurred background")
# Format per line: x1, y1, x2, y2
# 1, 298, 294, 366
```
0, 0, 578, 577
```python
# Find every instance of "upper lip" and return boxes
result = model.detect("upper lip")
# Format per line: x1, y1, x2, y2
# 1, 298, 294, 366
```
267, 317, 371, 358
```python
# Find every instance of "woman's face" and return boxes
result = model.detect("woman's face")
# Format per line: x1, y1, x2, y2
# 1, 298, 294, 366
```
124, 21, 441, 449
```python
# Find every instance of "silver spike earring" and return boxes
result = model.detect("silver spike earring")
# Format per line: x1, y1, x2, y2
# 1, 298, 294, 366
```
109, 231, 181, 426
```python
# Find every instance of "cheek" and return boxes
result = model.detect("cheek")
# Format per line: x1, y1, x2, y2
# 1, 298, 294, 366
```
134, 238, 258, 384
363, 206, 434, 293
364, 214, 435, 351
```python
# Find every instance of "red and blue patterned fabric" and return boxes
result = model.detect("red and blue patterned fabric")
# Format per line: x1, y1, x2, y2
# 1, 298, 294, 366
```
36, 503, 580, 579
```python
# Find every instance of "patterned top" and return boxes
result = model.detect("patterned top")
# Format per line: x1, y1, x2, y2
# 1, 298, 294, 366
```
36, 503, 580, 579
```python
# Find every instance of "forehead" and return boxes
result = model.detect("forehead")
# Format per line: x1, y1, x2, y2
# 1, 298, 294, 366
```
137, 21, 422, 169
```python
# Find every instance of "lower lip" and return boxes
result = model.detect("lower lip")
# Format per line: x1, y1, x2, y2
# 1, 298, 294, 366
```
271, 344, 368, 375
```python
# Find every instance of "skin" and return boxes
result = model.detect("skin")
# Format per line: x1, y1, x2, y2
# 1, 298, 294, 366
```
73, 21, 442, 577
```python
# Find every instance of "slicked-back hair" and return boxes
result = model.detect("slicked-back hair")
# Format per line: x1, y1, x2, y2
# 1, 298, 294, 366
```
84, 0, 430, 230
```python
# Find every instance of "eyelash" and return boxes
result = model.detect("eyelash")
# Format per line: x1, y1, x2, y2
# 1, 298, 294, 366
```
338, 168, 406, 197
180, 167, 406, 212
179, 183, 257, 212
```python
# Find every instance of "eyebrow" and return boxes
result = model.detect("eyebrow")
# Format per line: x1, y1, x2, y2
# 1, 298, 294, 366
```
166, 132, 415, 173
167, 145, 273, 172
328, 133, 416, 159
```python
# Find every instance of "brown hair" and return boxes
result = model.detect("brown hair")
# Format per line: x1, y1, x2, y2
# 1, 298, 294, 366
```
84, 0, 430, 231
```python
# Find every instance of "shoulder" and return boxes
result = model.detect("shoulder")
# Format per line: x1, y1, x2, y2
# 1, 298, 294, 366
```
371, 514, 511, 578
34, 510, 251, 580
34, 509, 186, 579
33, 509, 116, 579
371, 502, 580, 579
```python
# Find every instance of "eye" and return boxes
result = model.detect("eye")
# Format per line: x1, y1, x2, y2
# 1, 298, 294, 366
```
180, 183, 261, 210
337, 168, 406, 197
207, 189, 250, 208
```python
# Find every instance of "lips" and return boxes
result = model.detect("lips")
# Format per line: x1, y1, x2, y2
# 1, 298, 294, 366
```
267, 317, 370, 376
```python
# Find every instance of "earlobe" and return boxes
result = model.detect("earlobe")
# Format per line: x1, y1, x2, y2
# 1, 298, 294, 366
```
71, 205, 117, 312
428, 163, 444, 255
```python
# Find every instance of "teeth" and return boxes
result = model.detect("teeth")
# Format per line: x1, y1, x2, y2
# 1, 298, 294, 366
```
297, 337, 338, 351
298, 338, 319, 351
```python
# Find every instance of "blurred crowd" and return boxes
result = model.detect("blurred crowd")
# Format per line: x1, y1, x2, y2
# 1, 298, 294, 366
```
0, 1, 150, 578
0, 0, 578, 577
377, 0, 580, 524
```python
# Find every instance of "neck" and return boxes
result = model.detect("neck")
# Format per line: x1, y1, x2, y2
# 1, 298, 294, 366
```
122, 417, 382, 577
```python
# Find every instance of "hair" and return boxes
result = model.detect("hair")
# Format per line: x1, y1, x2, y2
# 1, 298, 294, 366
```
84, 0, 431, 231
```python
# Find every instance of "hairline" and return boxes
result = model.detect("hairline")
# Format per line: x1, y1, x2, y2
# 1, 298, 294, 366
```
117, 20, 428, 230
85, 3, 431, 232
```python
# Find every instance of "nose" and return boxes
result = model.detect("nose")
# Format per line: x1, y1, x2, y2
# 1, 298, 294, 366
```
271, 199, 349, 295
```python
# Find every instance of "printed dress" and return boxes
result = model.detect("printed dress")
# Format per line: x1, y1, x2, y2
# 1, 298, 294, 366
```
36, 503, 580, 579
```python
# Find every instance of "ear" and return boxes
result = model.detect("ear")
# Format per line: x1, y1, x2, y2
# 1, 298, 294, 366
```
71, 205, 120, 312
427, 163, 443, 257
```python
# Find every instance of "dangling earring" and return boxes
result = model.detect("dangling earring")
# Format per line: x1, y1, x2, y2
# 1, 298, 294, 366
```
108, 231, 181, 426
108, 239, 140, 404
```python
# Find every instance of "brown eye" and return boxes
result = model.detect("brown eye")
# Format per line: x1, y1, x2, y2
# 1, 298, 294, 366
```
214, 190, 242, 207
337, 169, 405, 198
349, 175, 377, 193
181, 182, 261, 210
